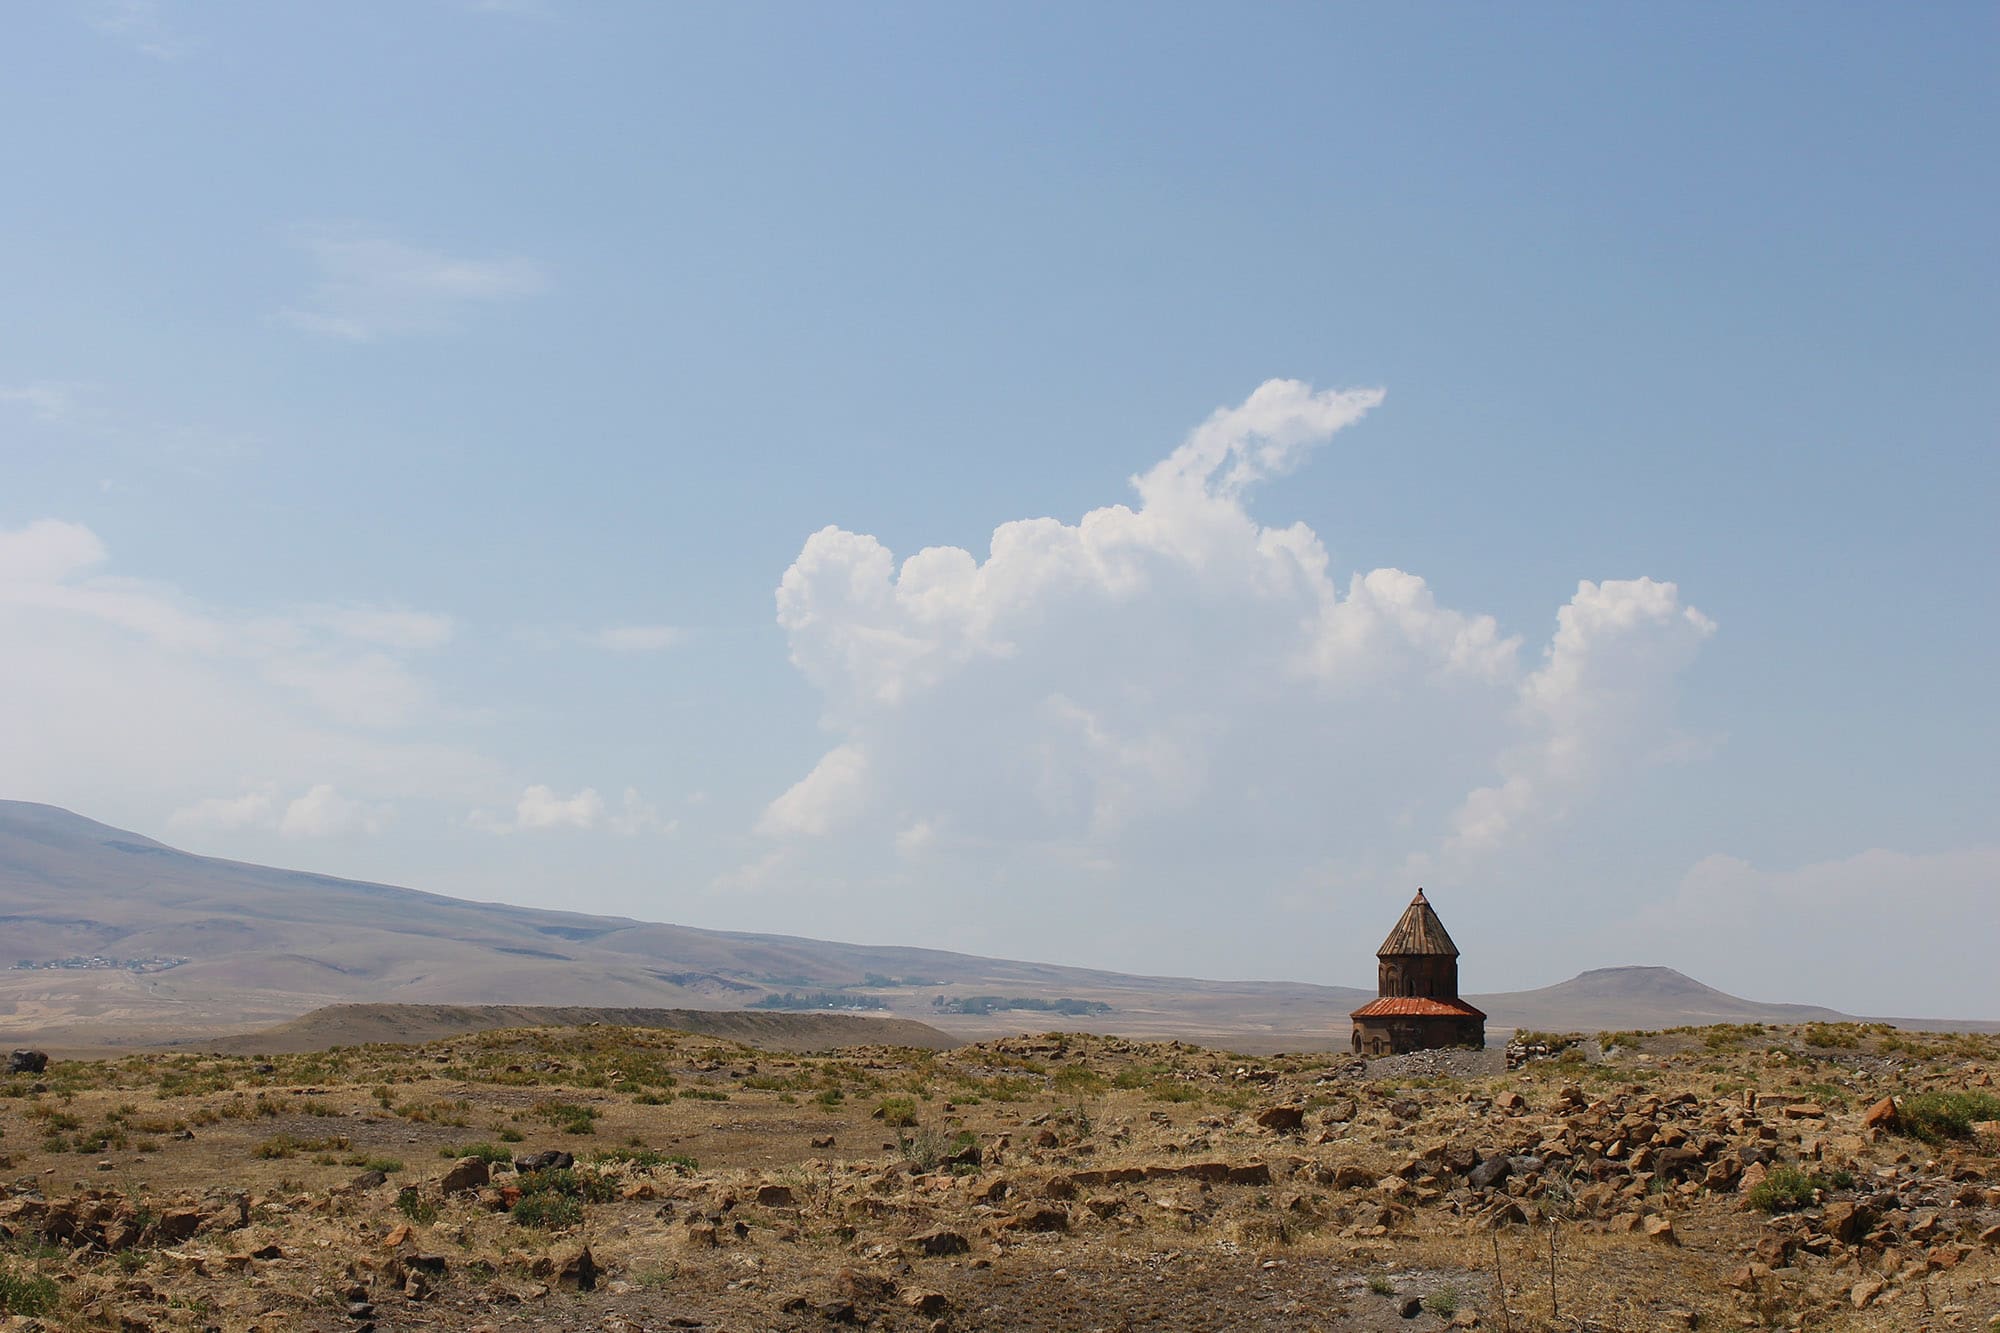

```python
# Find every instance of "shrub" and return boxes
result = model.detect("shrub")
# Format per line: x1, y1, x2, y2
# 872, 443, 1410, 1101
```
1423, 1284, 1461, 1317
518, 1167, 614, 1204
1512, 1030, 1581, 1050
0, 1267, 60, 1316
742, 1072, 808, 1091
511, 1192, 582, 1229
442, 1142, 513, 1164
1896, 1091, 2000, 1143
1745, 1166, 1851, 1212
393, 1098, 472, 1127
590, 1148, 697, 1173
875, 1096, 919, 1128
1051, 1067, 1107, 1096
1745, 1168, 1814, 1212
394, 1188, 438, 1225
254, 1133, 347, 1159
530, 1100, 599, 1135
898, 1127, 976, 1171
1112, 1062, 1172, 1090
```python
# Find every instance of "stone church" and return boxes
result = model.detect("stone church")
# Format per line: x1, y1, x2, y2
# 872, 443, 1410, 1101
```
1349, 888, 1486, 1055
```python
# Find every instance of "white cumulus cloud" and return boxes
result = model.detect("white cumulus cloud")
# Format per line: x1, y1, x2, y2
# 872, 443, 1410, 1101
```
168, 789, 277, 832
744, 379, 1716, 972
1442, 577, 1716, 857
473, 785, 674, 836
170, 784, 391, 838
279, 784, 391, 838
757, 744, 871, 837
517, 784, 604, 830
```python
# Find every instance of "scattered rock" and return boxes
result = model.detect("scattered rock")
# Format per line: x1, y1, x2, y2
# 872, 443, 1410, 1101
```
1254, 1105, 1306, 1133
556, 1245, 598, 1292
903, 1288, 950, 1318
440, 1157, 490, 1194
1820, 1200, 1875, 1245
515, 1150, 574, 1173
909, 1229, 970, 1257
154, 1208, 202, 1244
1862, 1096, 1899, 1129
1012, 1206, 1070, 1233
837, 1267, 897, 1304
1725, 1262, 1771, 1291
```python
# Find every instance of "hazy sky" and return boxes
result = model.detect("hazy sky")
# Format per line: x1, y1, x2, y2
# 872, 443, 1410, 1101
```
3, 4, 1994, 1017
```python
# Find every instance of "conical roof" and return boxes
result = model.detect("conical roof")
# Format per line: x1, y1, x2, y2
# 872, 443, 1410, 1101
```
1376, 888, 1459, 957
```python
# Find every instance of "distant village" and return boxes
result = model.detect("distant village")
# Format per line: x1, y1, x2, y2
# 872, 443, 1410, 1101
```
11, 955, 188, 973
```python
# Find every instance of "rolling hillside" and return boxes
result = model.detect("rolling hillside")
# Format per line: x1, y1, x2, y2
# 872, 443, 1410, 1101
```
7, 799, 1976, 1051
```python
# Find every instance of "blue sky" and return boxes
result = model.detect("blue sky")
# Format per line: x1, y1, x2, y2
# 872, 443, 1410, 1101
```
3, 3, 1994, 1016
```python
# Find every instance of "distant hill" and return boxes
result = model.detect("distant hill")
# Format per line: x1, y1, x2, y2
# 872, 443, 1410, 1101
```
0, 800, 1371, 1047
1469, 966, 1850, 1033
3, 800, 1982, 1051
199, 1004, 959, 1055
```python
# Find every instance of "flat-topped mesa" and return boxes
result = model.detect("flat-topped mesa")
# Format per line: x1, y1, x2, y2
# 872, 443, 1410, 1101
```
1350, 888, 1486, 1057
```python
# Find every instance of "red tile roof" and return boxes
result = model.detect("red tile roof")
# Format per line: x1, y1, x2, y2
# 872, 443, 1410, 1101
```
1350, 996, 1487, 1020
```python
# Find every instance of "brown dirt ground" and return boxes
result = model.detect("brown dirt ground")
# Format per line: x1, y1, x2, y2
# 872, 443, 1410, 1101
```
1, 1021, 1997, 1331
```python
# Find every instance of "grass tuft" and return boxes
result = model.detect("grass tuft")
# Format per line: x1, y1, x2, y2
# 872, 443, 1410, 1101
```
1894, 1091, 2000, 1143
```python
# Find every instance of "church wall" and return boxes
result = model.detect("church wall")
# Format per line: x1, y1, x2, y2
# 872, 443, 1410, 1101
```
1350, 1016, 1485, 1056
1374, 955, 1461, 999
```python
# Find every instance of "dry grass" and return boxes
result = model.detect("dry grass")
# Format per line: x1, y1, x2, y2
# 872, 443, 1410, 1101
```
0, 1023, 1995, 1330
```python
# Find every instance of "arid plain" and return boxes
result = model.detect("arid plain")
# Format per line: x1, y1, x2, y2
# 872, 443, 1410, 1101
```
6, 803, 2000, 1330
3, 1018, 2000, 1331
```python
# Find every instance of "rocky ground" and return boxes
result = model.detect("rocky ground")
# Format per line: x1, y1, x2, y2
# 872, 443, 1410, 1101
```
2, 1021, 1998, 1331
